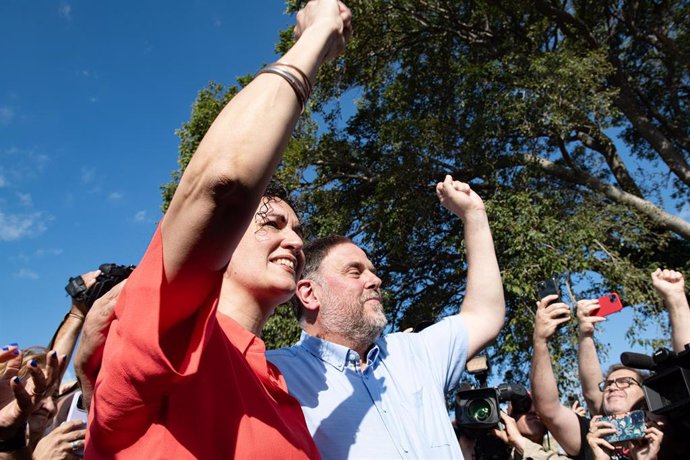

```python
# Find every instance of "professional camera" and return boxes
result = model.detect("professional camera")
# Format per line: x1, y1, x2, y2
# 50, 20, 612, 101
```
65, 263, 135, 310
455, 383, 531, 430
621, 344, 690, 423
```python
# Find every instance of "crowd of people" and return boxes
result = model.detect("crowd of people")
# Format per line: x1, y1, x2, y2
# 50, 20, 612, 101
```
1, 1, 688, 458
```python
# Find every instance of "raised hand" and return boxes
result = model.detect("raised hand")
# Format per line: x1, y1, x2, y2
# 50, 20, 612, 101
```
534, 295, 571, 342
435, 175, 485, 221
651, 268, 685, 299
576, 299, 606, 338
0, 351, 65, 444
295, 0, 352, 64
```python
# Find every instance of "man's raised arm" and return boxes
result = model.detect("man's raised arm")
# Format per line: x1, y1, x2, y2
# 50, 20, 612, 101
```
435, 175, 505, 358
652, 268, 690, 352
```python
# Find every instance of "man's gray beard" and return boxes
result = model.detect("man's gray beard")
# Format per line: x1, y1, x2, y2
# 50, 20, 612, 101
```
319, 284, 388, 349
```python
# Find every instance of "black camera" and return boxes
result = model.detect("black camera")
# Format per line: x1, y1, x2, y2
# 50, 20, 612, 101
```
621, 345, 690, 423
65, 263, 135, 310
455, 383, 531, 430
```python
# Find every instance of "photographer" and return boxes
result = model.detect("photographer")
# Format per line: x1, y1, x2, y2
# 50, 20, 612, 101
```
492, 405, 572, 460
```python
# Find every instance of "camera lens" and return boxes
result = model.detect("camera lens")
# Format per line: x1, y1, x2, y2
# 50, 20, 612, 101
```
609, 294, 616, 302
468, 399, 492, 422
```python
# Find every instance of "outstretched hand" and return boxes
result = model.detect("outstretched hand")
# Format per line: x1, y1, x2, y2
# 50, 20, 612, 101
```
435, 175, 485, 220
295, 0, 352, 64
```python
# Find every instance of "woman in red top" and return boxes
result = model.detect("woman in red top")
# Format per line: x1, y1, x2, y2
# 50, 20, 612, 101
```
82, 1, 352, 458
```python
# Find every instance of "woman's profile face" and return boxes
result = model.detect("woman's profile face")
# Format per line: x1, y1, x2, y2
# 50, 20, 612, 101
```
225, 197, 305, 305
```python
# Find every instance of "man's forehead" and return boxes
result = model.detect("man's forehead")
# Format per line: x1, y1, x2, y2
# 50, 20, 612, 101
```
609, 368, 637, 379
323, 242, 375, 269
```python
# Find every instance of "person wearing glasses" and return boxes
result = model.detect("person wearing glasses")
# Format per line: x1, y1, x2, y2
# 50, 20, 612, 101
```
531, 295, 665, 460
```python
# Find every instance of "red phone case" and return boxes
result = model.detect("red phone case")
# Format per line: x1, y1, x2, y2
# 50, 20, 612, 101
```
593, 293, 623, 316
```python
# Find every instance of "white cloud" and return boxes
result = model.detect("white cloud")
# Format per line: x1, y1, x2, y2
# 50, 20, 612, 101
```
108, 191, 123, 201
58, 3, 72, 20
81, 167, 95, 184
0, 106, 14, 125
34, 248, 63, 257
133, 210, 146, 222
15, 268, 39, 280
89, 97, 98, 103
0, 211, 49, 241
213, 18, 222, 28
0, 147, 50, 182
142, 41, 154, 55
0, 175, 6, 188
17, 192, 32, 207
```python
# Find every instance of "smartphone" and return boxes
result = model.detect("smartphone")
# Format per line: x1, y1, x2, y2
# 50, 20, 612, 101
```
536, 277, 560, 302
593, 293, 624, 317
66, 391, 87, 457
600, 410, 646, 444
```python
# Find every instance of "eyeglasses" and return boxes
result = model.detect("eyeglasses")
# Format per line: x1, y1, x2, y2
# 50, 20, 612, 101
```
598, 376, 641, 392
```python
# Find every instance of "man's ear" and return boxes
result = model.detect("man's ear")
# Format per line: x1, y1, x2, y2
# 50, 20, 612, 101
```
296, 279, 320, 312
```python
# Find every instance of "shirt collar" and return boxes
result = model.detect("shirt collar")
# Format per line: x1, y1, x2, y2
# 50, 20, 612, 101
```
216, 311, 262, 355
298, 331, 381, 371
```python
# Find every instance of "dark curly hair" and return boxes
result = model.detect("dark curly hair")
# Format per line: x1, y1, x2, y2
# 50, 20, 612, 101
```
254, 178, 298, 226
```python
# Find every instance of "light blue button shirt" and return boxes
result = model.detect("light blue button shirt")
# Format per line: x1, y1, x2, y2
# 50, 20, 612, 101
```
267, 315, 468, 459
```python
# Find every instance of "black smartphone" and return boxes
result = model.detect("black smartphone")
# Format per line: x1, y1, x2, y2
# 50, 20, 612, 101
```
536, 277, 560, 302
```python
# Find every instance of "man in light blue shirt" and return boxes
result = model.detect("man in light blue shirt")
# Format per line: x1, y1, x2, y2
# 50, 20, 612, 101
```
267, 175, 505, 459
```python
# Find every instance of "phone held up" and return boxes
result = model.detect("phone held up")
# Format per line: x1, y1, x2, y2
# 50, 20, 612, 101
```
66, 390, 87, 457
600, 410, 646, 444
536, 277, 561, 304
593, 292, 624, 317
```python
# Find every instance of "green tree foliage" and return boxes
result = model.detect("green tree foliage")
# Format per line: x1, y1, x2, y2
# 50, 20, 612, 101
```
163, 0, 690, 390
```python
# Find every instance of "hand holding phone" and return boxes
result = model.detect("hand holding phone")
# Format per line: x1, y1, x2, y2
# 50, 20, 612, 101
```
600, 410, 646, 444
592, 293, 624, 317
65, 391, 87, 457
537, 277, 560, 303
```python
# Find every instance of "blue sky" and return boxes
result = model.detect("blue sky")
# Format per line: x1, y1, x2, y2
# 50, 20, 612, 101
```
0, 1, 675, 384
0, 0, 291, 351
